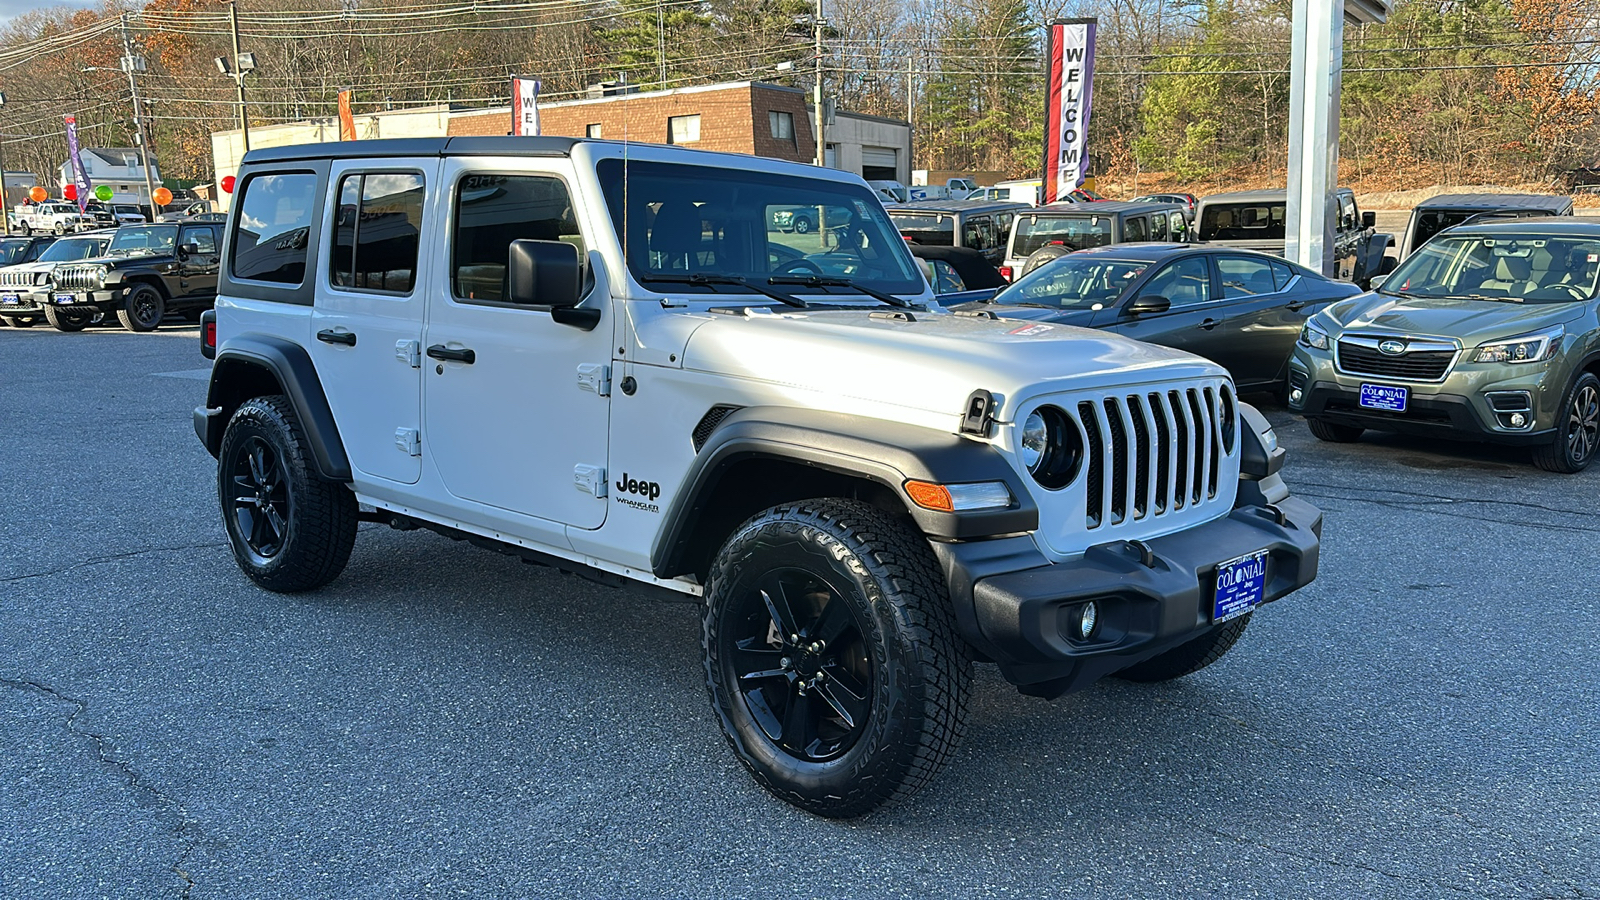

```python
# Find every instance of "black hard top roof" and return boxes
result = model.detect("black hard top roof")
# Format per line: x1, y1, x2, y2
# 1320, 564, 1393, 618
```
1413, 192, 1574, 213
886, 199, 1029, 213
1020, 200, 1184, 215
1446, 218, 1600, 237
241, 136, 582, 164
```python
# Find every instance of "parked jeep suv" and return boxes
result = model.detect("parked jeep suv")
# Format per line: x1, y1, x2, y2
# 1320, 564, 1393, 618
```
1196, 188, 1390, 287
46, 221, 222, 331
1290, 219, 1600, 472
195, 137, 1322, 817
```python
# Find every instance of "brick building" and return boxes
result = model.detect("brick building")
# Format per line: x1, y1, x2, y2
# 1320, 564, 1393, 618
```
211, 81, 911, 210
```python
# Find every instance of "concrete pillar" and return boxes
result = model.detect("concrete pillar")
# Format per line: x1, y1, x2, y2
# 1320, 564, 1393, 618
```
1285, 0, 1342, 276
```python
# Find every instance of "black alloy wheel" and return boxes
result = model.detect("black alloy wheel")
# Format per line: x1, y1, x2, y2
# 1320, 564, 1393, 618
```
117, 284, 164, 332
218, 396, 357, 591
726, 566, 874, 764
1534, 372, 1600, 473
703, 499, 971, 818
229, 435, 292, 565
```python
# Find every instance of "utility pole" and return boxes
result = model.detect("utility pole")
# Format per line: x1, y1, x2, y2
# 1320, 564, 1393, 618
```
656, 0, 666, 87
813, 0, 825, 167
0, 93, 9, 236
231, 1, 251, 152
120, 13, 160, 220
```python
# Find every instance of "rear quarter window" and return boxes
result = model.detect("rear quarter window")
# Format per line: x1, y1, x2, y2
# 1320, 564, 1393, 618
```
231, 172, 318, 285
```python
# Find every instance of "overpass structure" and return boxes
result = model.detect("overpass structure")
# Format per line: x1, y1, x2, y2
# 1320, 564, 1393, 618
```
1286, 0, 1393, 276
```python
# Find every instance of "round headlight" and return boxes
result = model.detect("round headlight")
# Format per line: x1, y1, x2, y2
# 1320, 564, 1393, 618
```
1020, 411, 1048, 471
1021, 405, 1083, 490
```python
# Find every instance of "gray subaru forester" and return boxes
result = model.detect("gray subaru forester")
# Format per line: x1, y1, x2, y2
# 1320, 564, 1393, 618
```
1288, 219, 1600, 472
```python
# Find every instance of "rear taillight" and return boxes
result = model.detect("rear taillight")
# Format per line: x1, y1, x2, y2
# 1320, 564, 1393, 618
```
200, 309, 217, 360
999, 265, 1013, 281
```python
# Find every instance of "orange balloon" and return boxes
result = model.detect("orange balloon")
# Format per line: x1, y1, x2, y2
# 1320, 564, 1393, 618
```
28, 186, 46, 202
152, 187, 173, 206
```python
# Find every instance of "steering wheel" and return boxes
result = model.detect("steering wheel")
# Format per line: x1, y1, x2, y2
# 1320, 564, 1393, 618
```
774, 257, 824, 275
1526, 284, 1586, 301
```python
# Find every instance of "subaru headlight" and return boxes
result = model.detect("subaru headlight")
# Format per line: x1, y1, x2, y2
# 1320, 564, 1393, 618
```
1474, 326, 1563, 364
1299, 321, 1331, 351
1020, 405, 1083, 490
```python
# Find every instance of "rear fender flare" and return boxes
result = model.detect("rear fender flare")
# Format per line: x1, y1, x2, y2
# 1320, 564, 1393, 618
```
197, 333, 351, 482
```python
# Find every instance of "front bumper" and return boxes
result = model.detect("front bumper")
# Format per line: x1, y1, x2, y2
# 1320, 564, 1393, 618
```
0, 289, 46, 314
1288, 346, 1559, 445
933, 492, 1322, 698
48, 288, 118, 310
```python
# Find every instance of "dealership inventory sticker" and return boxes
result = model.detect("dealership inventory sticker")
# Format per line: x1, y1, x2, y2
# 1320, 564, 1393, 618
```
1008, 323, 1053, 336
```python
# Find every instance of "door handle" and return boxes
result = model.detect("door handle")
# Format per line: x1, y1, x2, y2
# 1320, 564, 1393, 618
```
1286, 300, 1309, 311
317, 329, 357, 346
1199, 318, 1220, 331
427, 344, 476, 364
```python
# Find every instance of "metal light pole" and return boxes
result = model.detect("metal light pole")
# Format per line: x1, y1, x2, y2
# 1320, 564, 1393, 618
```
119, 14, 160, 220
230, 2, 252, 152
0, 92, 9, 236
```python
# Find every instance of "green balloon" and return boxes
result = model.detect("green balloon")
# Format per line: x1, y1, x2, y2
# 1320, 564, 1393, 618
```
94, 184, 113, 202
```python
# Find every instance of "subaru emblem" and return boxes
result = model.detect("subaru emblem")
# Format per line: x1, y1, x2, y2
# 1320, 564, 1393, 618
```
1378, 339, 1406, 356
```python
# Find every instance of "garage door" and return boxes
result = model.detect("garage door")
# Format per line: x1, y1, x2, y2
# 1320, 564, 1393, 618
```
862, 147, 899, 181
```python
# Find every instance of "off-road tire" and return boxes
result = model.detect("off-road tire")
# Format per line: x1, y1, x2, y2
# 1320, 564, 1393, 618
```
117, 284, 165, 332
1115, 613, 1252, 683
1532, 372, 1600, 474
44, 305, 92, 332
1306, 417, 1363, 443
218, 396, 358, 592
703, 498, 971, 818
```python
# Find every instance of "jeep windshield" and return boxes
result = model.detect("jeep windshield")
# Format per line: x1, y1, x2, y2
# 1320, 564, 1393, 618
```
1011, 214, 1113, 257
990, 255, 1149, 311
597, 159, 923, 297
0, 239, 33, 265
37, 238, 109, 262
107, 225, 178, 255
1381, 234, 1600, 303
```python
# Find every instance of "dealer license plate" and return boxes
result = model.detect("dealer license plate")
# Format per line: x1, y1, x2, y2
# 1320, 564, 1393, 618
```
54, 293, 76, 305
1359, 383, 1408, 412
1213, 550, 1268, 624
0, 294, 17, 305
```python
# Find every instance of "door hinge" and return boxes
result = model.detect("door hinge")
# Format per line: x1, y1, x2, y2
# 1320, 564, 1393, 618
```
574, 464, 607, 497
395, 427, 421, 456
577, 363, 611, 397
395, 339, 422, 368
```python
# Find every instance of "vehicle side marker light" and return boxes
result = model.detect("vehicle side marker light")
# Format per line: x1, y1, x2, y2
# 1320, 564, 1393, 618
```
904, 480, 1012, 512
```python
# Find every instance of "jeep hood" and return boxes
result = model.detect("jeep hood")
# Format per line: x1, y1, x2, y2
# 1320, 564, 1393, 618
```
1325, 293, 1584, 346
679, 308, 1225, 418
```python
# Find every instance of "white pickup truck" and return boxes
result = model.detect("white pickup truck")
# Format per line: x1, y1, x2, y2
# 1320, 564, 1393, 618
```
13, 202, 96, 236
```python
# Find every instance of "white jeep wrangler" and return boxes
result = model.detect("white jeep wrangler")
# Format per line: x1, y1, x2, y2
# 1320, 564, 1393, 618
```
195, 137, 1321, 817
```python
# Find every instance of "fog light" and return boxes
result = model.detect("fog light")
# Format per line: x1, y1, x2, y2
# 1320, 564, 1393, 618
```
1510, 412, 1526, 427
1289, 388, 1303, 404
1079, 601, 1098, 639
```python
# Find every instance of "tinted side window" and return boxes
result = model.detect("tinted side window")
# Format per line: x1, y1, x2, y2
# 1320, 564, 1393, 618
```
1149, 215, 1169, 242
1143, 257, 1213, 306
1338, 195, 1358, 231
180, 226, 217, 255
1124, 216, 1148, 242
232, 172, 317, 285
1270, 259, 1298, 290
1217, 256, 1279, 297
453, 174, 578, 303
332, 172, 425, 293
931, 259, 965, 294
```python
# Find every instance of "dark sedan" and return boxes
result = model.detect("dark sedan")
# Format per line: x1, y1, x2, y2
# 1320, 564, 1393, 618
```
952, 243, 1362, 392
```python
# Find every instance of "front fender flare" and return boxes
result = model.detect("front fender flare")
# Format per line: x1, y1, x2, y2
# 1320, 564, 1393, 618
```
651, 406, 1038, 578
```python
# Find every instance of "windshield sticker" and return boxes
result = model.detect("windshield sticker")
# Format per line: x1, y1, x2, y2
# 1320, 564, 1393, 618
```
1589, 254, 1598, 263
1008, 323, 1053, 336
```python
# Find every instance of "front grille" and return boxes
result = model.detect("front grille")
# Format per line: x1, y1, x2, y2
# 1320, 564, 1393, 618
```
1337, 341, 1455, 381
1077, 385, 1230, 530
0, 270, 35, 288
52, 266, 102, 291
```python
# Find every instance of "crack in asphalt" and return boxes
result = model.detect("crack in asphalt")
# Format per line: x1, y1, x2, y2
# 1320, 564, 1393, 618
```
0, 540, 229, 585
1294, 487, 1600, 536
1, 675, 203, 898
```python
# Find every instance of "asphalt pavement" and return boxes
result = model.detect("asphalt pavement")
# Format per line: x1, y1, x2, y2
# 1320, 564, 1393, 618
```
1, 325, 1595, 899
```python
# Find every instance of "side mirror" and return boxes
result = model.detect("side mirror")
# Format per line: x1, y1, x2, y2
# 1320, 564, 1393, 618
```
1368, 274, 1389, 290
507, 238, 596, 329
1361, 210, 1376, 229
179, 243, 199, 258
1126, 295, 1170, 316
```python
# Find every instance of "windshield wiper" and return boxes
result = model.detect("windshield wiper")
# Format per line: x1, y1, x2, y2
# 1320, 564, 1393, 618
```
767, 274, 913, 309
1458, 293, 1522, 303
641, 273, 807, 308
